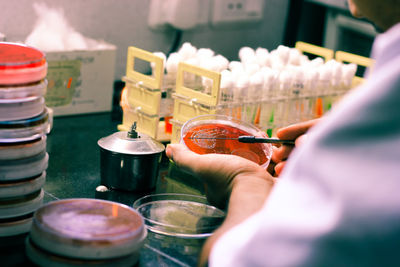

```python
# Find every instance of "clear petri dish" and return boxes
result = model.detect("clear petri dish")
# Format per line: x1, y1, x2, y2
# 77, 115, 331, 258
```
0, 42, 47, 85
133, 193, 225, 239
0, 151, 48, 181
0, 189, 44, 219
0, 135, 46, 160
181, 114, 272, 168
0, 79, 47, 99
0, 109, 49, 143
0, 96, 45, 122
0, 172, 46, 199
0, 216, 33, 237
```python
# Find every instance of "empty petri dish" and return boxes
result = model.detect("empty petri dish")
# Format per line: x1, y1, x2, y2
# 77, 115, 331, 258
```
133, 193, 225, 238
181, 114, 272, 168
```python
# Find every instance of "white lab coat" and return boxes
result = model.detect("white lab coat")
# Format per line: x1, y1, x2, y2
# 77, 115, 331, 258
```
210, 23, 400, 267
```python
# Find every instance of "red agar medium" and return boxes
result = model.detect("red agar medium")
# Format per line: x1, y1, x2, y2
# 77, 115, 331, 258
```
0, 42, 47, 85
183, 123, 271, 166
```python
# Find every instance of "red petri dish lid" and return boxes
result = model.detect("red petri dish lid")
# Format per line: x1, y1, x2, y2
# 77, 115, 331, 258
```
0, 42, 47, 85
0, 42, 46, 70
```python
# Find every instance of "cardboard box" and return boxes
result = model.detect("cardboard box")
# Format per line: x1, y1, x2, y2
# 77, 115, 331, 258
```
45, 47, 116, 116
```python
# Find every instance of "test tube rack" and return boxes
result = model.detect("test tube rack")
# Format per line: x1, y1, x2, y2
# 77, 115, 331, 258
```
119, 44, 373, 143
118, 46, 173, 141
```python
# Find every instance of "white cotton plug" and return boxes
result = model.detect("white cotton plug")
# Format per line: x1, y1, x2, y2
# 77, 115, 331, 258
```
166, 52, 182, 74
288, 48, 302, 66
268, 50, 285, 70
178, 42, 197, 61
279, 70, 292, 92
185, 57, 200, 66
239, 46, 255, 62
309, 57, 324, 68
202, 57, 221, 72
304, 67, 319, 92
277, 45, 290, 65
328, 60, 343, 87
244, 62, 260, 76
249, 71, 264, 100
213, 55, 229, 72
220, 70, 234, 102
318, 64, 332, 81
152, 52, 166, 70
221, 70, 234, 88
228, 61, 243, 72
317, 64, 333, 93
255, 47, 270, 67
197, 48, 215, 58
342, 63, 358, 87
234, 75, 249, 101
259, 67, 275, 100
298, 55, 310, 66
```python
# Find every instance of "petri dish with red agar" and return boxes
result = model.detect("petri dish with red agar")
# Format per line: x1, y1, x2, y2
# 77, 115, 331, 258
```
181, 114, 272, 168
0, 42, 47, 86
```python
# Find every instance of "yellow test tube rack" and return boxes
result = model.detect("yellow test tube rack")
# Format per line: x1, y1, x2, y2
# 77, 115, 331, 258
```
170, 62, 221, 143
118, 46, 172, 141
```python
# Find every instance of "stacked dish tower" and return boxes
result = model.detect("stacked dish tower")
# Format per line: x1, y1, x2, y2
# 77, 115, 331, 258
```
0, 42, 49, 238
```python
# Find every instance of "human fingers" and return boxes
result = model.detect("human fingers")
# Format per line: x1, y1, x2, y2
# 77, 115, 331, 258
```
271, 145, 294, 163
277, 118, 321, 140
274, 161, 286, 176
166, 144, 262, 183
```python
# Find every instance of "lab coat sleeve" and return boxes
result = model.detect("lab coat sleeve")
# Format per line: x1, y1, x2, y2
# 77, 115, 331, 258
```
209, 23, 400, 267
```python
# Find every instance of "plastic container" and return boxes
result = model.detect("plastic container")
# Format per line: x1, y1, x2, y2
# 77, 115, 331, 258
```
133, 193, 225, 266
181, 114, 272, 168
0, 42, 47, 85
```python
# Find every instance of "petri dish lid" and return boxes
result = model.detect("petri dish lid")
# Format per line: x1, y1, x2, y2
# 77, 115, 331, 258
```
0, 96, 45, 122
30, 198, 147, 260
0, 216, 33, 237
0, 172, 46, 199
98, 131, 165, 155
133, 193, 225, 239
181, 114, 272, 168
0, 42, 47, 85
0, 109, 48, 143
0, 189, 44, 219
0, 151, 48, 181
0, 135, 46, 160
0, 79, 47, 99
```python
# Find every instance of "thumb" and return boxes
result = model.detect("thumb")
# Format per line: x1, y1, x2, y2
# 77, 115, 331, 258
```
166, 144, 204, 173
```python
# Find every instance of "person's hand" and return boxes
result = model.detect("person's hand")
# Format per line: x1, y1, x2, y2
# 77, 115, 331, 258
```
166, 143, 272, 209
268, 119, 321, 176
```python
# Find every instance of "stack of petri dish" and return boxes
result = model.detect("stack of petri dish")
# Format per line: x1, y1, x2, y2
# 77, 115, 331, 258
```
0, 42, 49, 239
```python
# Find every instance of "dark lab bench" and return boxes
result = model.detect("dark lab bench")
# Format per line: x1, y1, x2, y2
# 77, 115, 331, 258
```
1, 112, 203, 267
